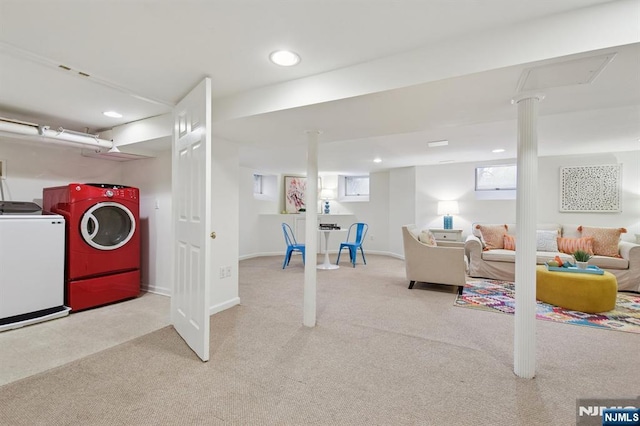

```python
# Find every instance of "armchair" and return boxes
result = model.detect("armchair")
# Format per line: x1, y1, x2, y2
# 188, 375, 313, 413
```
402, 225, 468, 293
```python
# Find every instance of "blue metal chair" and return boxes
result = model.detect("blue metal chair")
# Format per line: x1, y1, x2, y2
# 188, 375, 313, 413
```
282, 223, 305, 269
336, 222, 368, 267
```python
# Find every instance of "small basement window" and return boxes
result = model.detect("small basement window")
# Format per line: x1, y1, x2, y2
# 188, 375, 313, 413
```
253, 173, 277, 201
253, 174, 263, 195
338, 175, 370, 202
475, 164, 516, 200
475, 165, 516, 191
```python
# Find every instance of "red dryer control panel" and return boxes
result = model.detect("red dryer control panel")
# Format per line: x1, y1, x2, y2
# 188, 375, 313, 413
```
68, 183, 139, 202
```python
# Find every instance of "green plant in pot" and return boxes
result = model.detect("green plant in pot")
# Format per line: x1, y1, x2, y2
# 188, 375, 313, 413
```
573, 249, 591, 269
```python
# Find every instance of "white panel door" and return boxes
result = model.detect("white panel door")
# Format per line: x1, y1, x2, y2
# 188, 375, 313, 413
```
171, 78, 212, 361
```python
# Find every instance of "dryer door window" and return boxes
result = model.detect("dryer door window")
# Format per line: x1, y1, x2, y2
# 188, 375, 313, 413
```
80, 202, 136, 250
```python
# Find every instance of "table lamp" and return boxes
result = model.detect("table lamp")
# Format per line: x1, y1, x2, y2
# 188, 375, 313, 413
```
437, 200, 459, 230
320, 188, 335, 214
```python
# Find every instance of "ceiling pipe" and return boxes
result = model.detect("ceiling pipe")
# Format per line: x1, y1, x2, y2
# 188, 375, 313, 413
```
0, 117, 114, 150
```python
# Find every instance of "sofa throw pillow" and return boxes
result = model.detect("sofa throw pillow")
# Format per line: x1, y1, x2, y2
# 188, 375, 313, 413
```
557, 237, 594, 256
503, 234, 516, 251
475, 224, 508, 250
419, 230, 438, 246
536, 230, 559, 252
578, 226, 626, 257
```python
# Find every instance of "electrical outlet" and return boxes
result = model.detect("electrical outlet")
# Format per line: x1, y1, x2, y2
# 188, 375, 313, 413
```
0, 159, 6, 179
219, 267, 225, 279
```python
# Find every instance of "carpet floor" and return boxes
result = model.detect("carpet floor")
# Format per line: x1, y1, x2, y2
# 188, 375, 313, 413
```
0, 255, 638, 425
454, 279, 640, 334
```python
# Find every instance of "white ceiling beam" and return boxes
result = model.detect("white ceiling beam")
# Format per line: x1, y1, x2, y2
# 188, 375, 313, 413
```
212, 0, 640, 122
111, 114, 172, 147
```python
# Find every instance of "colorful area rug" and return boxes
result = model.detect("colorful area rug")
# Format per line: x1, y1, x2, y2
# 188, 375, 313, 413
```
454, 279, 640, 334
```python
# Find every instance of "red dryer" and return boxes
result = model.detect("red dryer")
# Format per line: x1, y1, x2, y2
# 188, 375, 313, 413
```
43, 183, 140, 311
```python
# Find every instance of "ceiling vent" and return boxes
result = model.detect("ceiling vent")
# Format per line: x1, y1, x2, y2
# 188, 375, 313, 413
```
516, 52, 616, 92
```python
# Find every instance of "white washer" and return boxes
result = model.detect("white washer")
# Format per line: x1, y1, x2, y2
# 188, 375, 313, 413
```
0, 214, 70, 332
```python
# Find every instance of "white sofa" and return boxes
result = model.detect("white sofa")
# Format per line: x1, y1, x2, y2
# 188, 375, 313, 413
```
465, 223, 640, 292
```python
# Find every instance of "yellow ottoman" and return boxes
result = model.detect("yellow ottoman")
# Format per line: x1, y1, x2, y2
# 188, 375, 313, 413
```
535, 265, 618, 313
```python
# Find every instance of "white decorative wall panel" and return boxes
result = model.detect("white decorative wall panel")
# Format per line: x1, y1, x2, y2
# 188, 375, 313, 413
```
560, 164, 621, 212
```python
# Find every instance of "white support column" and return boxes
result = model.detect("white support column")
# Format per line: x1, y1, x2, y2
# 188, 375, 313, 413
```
303, 130, 320, 327
512, 93, 544, 379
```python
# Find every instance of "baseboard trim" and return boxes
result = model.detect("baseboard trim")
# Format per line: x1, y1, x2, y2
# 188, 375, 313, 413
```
240, 250, 403, 260
239, 252, 281, 260
148, 252, 404, 294
140, 287, 241, 315
362, 250, 404, 260
209, 297, 241, 315
141, 285, 171, 297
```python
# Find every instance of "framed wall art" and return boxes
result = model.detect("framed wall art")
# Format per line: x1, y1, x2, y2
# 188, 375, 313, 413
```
284, 176, 307, 213
559, 164, 621, 212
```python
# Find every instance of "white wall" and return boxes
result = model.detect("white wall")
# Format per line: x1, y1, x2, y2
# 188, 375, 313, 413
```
536, 151, 639, 240
412, 150, 640, 247
343, 171, 391, 254
8, 134, 635, 290
238, 150, 638, 261
120, 150, 172, 295
239, 167, 280, 257
0, 138, 122, 205
388, 167, 416, 257
415, 161, 515, 236
210, 137, 240, 313
238, 169, 391, 259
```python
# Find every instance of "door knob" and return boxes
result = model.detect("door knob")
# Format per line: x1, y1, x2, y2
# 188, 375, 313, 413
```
210, 231, 216, 239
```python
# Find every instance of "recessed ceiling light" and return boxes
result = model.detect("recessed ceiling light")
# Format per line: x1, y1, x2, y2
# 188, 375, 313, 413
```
492, 148, 505, 153
269, 50, 301, 67
373, 157, 382, 163
428, 140, 449, 148
103, 111, 123, 118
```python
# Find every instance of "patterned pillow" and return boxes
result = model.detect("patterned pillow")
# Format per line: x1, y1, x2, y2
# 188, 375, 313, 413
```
578, 226, 626, 257
475, 224, 508, 250
557, 237, 594, 256
536, 230, 559, 252
503, 234, 516, 251
419, 230, 438, 247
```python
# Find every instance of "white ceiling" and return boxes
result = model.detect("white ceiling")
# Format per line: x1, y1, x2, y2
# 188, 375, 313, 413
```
0, 0, 638, 174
